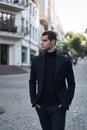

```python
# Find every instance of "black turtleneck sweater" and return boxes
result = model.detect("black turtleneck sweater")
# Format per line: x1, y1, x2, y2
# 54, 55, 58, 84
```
38, 50, 60, 106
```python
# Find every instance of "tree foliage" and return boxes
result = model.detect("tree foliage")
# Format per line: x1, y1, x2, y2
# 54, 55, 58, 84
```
62, 31, 87, 56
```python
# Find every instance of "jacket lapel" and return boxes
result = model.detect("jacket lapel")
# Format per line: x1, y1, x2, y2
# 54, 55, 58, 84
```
38, 54, 45, 92
40, 53, 61, 83
55, 54, 61, 79
40, 54, 45, 82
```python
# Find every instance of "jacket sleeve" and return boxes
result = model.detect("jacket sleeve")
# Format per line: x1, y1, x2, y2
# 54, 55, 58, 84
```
66, 58, 76, 105
29, 58, 37, 105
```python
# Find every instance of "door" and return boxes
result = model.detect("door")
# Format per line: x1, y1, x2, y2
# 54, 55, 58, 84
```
0, 44, 9, 65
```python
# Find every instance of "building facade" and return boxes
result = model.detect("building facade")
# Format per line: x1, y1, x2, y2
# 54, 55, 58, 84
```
0, 0, 40, 66
38, 0, 63, 40
0, 0, 63, 67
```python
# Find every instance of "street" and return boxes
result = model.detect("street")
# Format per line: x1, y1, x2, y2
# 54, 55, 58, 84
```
0, 60, 87, 130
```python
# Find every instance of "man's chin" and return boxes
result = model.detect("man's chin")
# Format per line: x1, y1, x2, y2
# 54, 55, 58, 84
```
40, 47, 46, 52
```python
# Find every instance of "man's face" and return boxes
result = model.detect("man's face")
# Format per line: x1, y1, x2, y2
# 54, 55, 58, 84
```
41, 35, 53, 51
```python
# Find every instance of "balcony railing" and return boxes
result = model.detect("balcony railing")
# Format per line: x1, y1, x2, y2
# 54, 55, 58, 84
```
0, 25, 17, 33
0, 0, 28, 6
0, 0, 28, 11
0, 25, 29, 38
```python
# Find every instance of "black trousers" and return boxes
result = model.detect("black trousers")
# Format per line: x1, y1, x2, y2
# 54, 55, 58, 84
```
35, 106, 66, 130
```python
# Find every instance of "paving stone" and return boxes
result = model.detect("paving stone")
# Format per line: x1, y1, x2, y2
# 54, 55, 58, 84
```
0, 61, 87, 130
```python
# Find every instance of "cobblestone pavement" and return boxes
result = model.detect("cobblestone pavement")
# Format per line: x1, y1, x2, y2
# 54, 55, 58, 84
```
0, 60, 87, 130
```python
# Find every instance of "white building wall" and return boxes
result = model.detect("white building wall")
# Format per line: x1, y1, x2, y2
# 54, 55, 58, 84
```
21, 39, 30, 66
15, 42, 21, 66
38, 0, 48, 19
9, 45, 15, 65
0, 0, 40, 66
15, 12, 22, 35
21, 1, 40, 66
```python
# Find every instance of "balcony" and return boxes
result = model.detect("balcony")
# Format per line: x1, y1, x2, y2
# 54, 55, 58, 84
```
40, 18, 48, 30
0, 25, 21, 39
32, 0, 39, 8
0, 25, 17, 33
0, 25, 29, 39
0, 0, 25, 12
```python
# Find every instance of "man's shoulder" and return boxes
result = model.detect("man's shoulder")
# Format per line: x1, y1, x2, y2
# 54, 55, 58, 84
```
57, 53, 68, 60
57, 53, 71, 64
32, 54, 43, 62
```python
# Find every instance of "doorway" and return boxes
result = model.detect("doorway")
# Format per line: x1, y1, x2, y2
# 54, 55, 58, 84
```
0, 44, 9, 65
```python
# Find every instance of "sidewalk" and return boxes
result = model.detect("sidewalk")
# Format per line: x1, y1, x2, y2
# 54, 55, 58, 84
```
0, 62, 87, 130
0, 65, 29, 75
0, 73, 41, 130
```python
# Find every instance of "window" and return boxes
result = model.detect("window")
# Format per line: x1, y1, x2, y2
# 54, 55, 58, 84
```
26, 0, 29, 6
34, 9, 37, 19
22, 46, 27, 63
26, 20, 28, 34
30, 3, 32, 14
0, 12, 2, 27
0, 12, 2, 20
3, 13, 7, 25
0, 11, 15, 32
35, 29, 37, 40
11, 15, 15, 26
33, 27, 34, 38
30, 49, 36, 63
30, 24, 32, 38
14, 0, 19, 3
33, 6, 34, 16
21, 17, 24, 32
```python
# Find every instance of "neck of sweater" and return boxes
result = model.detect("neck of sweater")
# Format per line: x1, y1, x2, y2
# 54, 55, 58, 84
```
45, 49, 57, 57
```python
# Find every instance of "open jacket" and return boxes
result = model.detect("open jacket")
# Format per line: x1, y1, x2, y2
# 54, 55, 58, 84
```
29, 52, 75, 110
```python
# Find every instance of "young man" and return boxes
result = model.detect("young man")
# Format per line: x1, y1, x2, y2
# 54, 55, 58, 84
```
29, 30, 75, 130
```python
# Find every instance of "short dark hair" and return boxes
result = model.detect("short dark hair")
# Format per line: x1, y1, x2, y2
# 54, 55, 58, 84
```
42, 30, 57, 43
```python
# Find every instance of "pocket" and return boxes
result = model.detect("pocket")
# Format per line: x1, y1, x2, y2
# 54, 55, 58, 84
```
56, 105, 66, 111
58, 87, 69, 106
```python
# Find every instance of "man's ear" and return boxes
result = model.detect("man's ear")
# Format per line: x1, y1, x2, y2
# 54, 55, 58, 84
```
51, 40, 55, 46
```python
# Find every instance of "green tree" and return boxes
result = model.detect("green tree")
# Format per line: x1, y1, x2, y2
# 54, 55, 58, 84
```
56, 31, 87, 56
70, 36, 81, 54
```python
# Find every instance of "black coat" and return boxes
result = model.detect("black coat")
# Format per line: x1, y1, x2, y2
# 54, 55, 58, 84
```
29, 53, 75, 110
